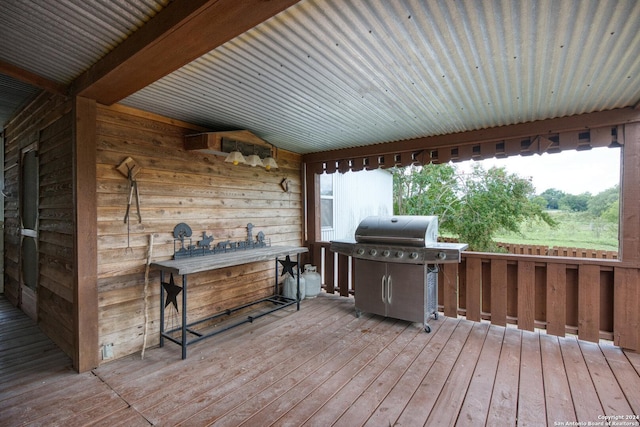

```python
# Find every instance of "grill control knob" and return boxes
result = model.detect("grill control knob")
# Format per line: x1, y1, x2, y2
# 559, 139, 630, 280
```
356, 248, 365, 256
437, 251, 447, 260
369, 249, 377, 256
382, 250, 390, 257
409, 252, 419, 259
395, 251, 404, 258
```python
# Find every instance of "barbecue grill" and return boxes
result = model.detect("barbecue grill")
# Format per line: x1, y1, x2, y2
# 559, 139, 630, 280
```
330, 215, 467, 332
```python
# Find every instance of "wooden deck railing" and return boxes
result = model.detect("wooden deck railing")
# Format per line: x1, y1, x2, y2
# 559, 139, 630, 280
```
307, 241, 638, 352
438, 237, 619, 259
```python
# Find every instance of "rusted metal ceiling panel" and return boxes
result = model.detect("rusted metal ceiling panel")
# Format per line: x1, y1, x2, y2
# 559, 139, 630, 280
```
122, 0, 640, 154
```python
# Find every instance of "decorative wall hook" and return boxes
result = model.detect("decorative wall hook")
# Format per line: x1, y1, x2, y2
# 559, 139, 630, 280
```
280, 177, 291, 193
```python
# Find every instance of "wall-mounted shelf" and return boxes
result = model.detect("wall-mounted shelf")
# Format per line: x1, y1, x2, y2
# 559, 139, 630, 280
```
184, 130, 274, 158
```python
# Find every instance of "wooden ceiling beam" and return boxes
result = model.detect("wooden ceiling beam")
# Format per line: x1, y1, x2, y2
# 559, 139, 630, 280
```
0, 60, 68, 96
303, 108, 640, 165
70, 0, 300, 105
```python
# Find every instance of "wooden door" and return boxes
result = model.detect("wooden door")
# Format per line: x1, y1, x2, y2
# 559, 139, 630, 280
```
19, 145, 38, 320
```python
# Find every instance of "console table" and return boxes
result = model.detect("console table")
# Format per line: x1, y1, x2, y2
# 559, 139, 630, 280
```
151, 245, 308, 359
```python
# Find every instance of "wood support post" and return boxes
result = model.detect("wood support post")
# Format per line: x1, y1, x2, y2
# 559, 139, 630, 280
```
72, 97, 99, 372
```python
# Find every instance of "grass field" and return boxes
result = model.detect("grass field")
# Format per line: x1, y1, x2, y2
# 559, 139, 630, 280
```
493, 210, 619, 252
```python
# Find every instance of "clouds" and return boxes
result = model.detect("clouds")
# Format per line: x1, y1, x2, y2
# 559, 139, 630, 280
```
458, 147, 621, 195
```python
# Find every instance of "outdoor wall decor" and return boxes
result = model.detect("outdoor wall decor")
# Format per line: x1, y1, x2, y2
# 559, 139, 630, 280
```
116, 157, 142, 252
172, 222, 270, 259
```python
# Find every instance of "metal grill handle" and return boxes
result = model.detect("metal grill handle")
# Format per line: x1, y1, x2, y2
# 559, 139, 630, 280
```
388, 276, 392, 304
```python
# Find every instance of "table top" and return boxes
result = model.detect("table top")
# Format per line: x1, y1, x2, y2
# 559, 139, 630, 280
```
150, 245, 308, 275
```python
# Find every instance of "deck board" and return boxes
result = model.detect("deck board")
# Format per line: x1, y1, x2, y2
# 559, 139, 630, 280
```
517, 331, 546, 426
1, 293, 640, 426
455, 324, 505, 426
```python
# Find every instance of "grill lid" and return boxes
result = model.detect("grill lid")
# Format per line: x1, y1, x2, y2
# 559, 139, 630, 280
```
355, 215, 438, 247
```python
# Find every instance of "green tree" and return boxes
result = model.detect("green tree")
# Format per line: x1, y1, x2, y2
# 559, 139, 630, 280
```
588, 185, 619, 217
560, 193, 591, 212
539, 188, 566, 209
394, 163, 557, 251
601, 200, 619, 223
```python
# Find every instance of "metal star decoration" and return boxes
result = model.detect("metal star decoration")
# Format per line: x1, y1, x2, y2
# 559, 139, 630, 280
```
162, 274, 183, 313
278, 255, 298, 277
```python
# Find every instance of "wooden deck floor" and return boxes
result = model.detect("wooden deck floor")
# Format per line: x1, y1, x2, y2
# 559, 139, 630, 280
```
1, 293, 639, 427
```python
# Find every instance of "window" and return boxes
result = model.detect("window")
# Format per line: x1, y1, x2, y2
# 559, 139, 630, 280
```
320, 173, 334, 229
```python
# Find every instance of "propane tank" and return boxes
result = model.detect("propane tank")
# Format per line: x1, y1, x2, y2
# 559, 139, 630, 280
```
302, 264, 322, 298
283, 272, 305, 301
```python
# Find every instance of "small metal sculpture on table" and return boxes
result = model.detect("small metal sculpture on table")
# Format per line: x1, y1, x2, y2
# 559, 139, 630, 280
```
172, 222, 270, 259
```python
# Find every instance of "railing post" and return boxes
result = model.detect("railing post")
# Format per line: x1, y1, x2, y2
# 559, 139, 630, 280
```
325, 247, 335, 294
337, 253, 350, 296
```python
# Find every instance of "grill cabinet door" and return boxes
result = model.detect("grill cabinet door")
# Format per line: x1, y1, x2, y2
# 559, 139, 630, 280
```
354, 259, 387, 317
386, 263, 426, 323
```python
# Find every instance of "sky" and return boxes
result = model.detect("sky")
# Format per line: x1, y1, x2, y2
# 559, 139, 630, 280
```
456, 146, 621, 196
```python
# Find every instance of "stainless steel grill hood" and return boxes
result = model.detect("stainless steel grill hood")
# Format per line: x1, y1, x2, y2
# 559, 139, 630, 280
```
331, 215, 467, 264
355, 215, 438, 247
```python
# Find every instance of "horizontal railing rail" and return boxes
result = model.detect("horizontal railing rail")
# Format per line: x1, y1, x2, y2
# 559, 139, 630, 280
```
438, 237, 619, 259
308, 241, 638, 352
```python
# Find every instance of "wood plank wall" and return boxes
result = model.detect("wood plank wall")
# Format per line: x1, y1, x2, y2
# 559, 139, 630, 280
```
95, 104, 304, 362
3, 92, 75, 357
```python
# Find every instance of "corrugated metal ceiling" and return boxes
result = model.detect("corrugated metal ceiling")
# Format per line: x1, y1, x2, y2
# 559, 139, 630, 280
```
0, 0, 169, 127
121, 0, 640, 154
1, 0, 639, 155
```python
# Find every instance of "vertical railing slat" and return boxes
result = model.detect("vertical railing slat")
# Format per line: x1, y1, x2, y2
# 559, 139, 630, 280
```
442, 263, 459, 318
337, 253, 350, 296
325, 247, 335, 294
546, 263, 566, 337
613, 267, 639, 350
517, 261, 536, 331
578, 264, 601, 342
465, 257, 482, 322
490, 259, 508, 326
